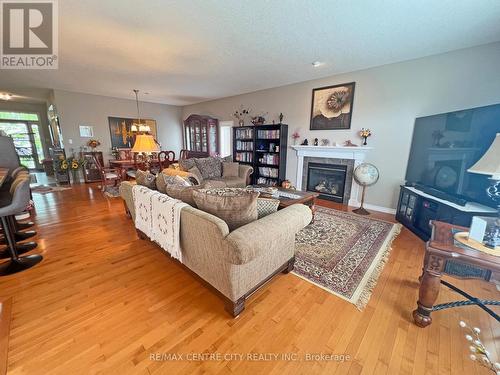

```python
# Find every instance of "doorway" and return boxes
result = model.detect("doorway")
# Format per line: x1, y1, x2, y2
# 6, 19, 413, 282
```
0, 111, 45, 169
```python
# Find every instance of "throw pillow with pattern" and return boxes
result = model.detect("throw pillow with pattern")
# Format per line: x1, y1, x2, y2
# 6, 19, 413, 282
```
188, 166, 204, 184
136, 170, 157, 190
192, 188, 259, 231
179, 158, 196, 172
194, 157, 222, 179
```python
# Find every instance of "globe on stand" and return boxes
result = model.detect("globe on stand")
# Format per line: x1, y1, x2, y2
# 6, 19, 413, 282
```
353, 163, 379, 215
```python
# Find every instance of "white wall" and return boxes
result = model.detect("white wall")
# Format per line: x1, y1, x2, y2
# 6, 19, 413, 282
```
183, 42, 500, 210
53, 90, 183, 162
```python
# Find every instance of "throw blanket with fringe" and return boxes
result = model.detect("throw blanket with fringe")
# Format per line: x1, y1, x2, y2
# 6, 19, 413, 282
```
132, 185, 158, 238
150, 194, 187, 262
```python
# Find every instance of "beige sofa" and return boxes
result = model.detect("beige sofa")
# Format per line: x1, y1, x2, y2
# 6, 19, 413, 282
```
120, 181, 312, 316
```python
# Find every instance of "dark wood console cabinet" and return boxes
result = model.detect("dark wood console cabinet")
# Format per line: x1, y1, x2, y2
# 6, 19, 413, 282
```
396, 185, 497, 241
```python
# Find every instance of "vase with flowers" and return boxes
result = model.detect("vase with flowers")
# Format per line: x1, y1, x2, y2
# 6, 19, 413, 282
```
359, 128, 372, 146
292, 131, 300, 145
233, 106, 250, 126
87, 139, 101, 150
68, 156, 86, 184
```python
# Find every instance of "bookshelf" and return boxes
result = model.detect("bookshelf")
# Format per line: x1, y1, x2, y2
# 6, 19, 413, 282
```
233, 124, 288, 186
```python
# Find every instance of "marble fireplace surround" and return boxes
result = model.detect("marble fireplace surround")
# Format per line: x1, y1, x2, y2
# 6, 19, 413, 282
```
291, 146, 372, 207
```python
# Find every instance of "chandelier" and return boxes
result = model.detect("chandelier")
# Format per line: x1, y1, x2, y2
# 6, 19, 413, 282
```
131, 89, 150, 133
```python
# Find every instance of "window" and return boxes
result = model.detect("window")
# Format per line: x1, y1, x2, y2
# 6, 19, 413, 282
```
219, 120, 233, 157
0, 111, 39, 121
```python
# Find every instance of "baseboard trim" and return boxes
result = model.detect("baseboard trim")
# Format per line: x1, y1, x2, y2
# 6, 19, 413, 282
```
362, 203, 397, 215
348, 199, 397, 214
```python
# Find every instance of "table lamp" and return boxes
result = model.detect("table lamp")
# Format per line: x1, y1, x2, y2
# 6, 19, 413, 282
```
131, 134, 160, 171
467, 133, 500, 248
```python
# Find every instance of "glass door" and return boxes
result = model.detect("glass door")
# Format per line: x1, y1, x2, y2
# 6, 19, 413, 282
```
0, 112, 45, 169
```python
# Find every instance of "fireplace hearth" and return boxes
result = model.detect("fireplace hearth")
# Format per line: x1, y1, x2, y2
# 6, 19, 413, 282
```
306, 162, 347, 202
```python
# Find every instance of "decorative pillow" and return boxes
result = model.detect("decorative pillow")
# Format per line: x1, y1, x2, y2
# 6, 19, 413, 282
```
136, 170, 156, 190
179, 158, 196, 172
194, 157, 222, 179
222, 162, 239, 178
188, 166, 204, 184
166, 185, 199, 207
156, 173, 190, 193
221, 155, 233, 163
192, 188, 259, 231
257, 198, 280, 219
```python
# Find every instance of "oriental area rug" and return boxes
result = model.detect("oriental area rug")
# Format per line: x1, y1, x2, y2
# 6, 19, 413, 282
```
294, 207, 401, 310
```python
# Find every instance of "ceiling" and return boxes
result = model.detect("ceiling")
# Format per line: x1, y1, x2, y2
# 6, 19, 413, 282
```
1, 0, 500, 106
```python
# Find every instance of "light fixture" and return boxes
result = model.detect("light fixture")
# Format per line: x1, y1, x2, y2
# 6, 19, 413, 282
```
131, 134, 160, 171
0, 93, 12, 100
132, 89, 150, 133
312, 61, 323, 68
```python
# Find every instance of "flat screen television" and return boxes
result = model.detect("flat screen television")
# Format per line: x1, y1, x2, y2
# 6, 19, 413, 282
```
405, 103, 500, 208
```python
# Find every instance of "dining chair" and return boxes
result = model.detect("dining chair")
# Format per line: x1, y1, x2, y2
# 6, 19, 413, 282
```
158, 150, 176, 169
94, 156, 121, 191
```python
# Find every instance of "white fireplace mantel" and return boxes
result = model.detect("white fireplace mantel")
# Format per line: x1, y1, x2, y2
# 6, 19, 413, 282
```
291, 145, 373, 206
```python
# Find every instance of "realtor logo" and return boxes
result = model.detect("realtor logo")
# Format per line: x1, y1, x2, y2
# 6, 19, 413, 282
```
1, 0, 58, 69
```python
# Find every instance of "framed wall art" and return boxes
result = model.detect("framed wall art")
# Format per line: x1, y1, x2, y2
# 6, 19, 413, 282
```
310, 82, 355, 130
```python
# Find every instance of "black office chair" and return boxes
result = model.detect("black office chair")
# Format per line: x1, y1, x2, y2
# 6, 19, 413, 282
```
0, 177, 42, 275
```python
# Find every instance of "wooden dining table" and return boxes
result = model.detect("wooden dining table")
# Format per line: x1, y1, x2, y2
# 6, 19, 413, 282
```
109, 159, 176, 179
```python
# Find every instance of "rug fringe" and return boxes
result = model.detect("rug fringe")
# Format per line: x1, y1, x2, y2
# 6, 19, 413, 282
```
354, 223, 402, 310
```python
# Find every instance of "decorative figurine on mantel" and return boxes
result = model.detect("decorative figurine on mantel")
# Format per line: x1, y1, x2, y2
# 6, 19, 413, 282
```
359, 128, 372, 145
301, 139, 309, 146
344, 140, 358, 147
314, 138, 319, 146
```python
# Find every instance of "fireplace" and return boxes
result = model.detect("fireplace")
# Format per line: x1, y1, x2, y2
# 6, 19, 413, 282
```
306, 162, 347, 202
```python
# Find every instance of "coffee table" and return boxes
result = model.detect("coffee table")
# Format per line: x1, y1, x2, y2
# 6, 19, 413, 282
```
251, 186, 319, 221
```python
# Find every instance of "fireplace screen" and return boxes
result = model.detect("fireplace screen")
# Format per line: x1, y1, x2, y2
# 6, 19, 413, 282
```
306, 163, 347, 202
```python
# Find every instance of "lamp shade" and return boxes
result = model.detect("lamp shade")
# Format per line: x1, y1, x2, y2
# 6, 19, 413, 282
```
468, 133, 500, 179
131, 134, 160, 153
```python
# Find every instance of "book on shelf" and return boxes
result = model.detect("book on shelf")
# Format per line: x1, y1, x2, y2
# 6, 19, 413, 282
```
235, 152, 253, 163
257, 129, 280, 139
235, 128, 254, 139
236, 140, 254, 151
258, 166, 279, 178
256, 177, 278, 186
258, 153, 279, 165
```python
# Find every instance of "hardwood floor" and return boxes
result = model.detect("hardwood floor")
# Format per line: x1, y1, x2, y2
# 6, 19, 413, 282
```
0, 183, 498, 374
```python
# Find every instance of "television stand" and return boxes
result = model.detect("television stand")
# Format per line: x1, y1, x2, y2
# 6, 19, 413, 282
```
407, 183, 468, 206
396, 185, 497, 241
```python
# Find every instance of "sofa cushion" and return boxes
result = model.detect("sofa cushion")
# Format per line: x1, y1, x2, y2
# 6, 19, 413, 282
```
136, 170, 156, 190
166, 185, 200, 207
179, 158, 196, 172
156, 173, 190, 193
222, 162, 239, 177
194, 157, 222, 179
192, 188, 259, 231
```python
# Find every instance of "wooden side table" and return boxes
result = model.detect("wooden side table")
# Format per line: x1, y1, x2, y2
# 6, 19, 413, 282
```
413, 220, 500, 327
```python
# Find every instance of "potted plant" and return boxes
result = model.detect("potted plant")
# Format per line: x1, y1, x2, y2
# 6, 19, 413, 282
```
233, 106, 250, 126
